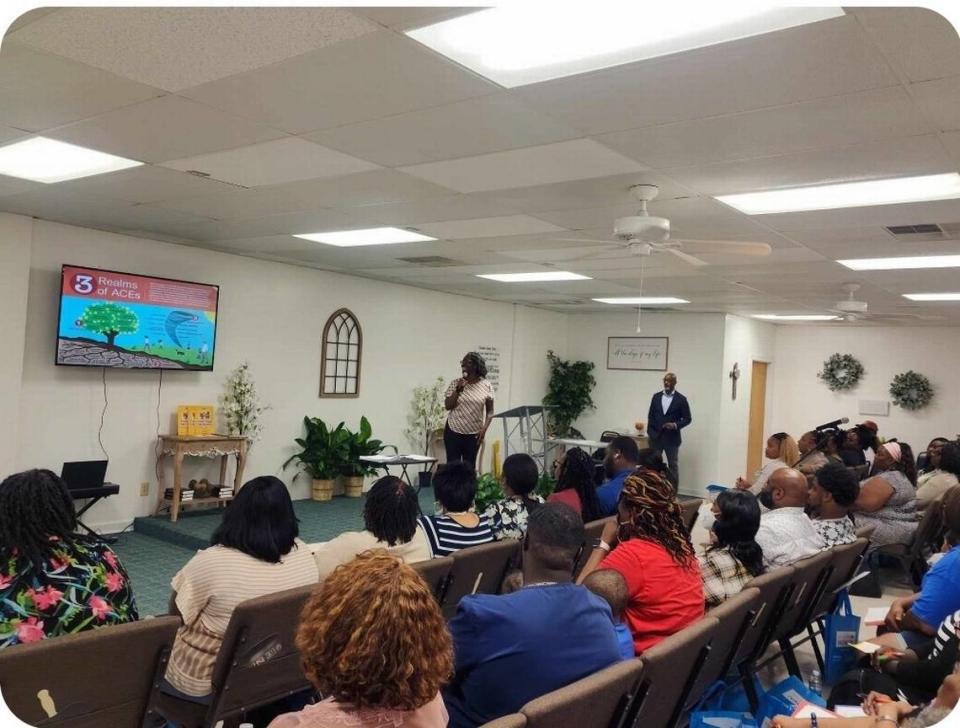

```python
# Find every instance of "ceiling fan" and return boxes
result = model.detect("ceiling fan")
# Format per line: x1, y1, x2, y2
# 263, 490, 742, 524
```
830, 283, 945, 323
551, 184, 773, 266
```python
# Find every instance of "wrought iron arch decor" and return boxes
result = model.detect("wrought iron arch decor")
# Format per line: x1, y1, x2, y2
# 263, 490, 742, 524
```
320, 308, 362, 398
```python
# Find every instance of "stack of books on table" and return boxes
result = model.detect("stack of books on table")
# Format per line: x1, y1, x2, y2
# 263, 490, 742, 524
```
164, 488, 195, 502
217, 486, 234, 499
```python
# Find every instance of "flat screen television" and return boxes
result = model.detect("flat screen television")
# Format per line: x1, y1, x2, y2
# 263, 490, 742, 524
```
56, 265, 219, 371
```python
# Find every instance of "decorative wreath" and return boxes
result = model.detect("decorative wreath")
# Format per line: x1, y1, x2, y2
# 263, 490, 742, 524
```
889, 370, 934, 411
818, 353, 865, 392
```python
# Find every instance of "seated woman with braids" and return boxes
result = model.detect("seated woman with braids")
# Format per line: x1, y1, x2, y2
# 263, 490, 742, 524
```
699, 489, 765, 608
0, 469, 138, 648
577, 469, 704, 653
547, 447, 604, 523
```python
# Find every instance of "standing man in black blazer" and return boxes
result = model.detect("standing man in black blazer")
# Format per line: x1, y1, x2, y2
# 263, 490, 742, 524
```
647, 372, 692, 490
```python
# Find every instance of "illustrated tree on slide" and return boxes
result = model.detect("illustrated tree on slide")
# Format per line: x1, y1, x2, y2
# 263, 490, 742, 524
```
78, 303, 139, 346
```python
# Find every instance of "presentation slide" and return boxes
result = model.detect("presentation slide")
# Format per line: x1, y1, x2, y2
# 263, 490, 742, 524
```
57, 265, 219, 371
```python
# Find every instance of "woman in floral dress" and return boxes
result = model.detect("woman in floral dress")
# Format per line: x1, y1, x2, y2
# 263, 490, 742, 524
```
482, 454, 544, 540
0, 469, 138, 648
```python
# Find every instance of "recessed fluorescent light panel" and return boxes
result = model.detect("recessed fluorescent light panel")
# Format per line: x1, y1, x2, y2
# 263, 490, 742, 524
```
294, 227, 436, 247
592, 297, 689, 305
838, 255, 960, 271
753, 314, 839, 321
477, 272, 591, 282
407, 6, 843, 87
717, 173, 960, 215
903, 293, 960, 301
0, 136, 142, 183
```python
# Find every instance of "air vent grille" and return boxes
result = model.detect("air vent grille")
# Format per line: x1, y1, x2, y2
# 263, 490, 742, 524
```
883, 223, 960, 242
395, 255, 460, 267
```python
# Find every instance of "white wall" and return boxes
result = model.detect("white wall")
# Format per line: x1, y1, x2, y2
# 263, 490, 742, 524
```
565, 311, 726, 495
716, 315, 777, 484
0, 213, 32, 476
7, 215, 568, 531
769, 324, 960, 456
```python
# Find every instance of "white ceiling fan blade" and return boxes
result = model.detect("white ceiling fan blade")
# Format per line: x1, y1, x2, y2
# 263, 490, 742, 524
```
672, 239, 772, 256
663, 247, 709, 267
550, 237, 617, 244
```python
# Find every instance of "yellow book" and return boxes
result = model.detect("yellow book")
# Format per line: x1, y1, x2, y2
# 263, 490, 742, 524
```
195, 405, 215, 436
176, 406, 191, 436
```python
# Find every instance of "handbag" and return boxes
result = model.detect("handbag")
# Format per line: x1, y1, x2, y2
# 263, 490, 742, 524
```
823, 589, 861, 684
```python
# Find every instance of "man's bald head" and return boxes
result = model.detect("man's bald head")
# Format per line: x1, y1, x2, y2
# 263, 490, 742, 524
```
764, 467, 809, 508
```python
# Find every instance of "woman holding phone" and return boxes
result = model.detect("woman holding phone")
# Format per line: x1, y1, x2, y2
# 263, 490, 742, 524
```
443, 352, 494, 467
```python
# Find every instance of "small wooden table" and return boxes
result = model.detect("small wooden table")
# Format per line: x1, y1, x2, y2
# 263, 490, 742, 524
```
155, 435, 248, 522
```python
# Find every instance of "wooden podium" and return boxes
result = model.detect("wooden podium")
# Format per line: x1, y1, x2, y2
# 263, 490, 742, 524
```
155, 435, 248, 522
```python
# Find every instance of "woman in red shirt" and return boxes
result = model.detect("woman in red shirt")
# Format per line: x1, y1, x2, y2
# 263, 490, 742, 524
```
577, 470, 704, 653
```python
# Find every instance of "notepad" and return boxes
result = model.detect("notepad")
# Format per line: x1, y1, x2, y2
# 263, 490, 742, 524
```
864, 606, 889, 626
851, 640, 882, 654
835, 705, 868, 717
791, 702, 840, 719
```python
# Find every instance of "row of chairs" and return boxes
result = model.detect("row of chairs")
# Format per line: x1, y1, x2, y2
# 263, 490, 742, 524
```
0, 497, 705, 727
479, 534, 872, 728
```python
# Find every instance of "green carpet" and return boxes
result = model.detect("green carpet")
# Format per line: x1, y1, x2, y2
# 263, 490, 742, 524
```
121, 492, 439, 616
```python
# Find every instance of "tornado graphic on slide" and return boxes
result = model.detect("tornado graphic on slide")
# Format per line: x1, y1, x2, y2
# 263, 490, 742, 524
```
165, 310, 199, 347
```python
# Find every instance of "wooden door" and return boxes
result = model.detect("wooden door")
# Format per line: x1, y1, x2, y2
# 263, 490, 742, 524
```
746, 361, 769, 475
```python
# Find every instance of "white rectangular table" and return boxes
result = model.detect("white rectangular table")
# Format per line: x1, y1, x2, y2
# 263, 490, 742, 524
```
359, 454, 438, 490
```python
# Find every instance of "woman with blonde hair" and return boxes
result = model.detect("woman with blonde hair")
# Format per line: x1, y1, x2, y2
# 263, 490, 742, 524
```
736, 432, 801, 495
270, 551, 453, 728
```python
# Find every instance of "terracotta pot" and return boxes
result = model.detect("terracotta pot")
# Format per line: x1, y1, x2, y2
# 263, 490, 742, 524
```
311, 478, 334, 502
344, 475, 364, 498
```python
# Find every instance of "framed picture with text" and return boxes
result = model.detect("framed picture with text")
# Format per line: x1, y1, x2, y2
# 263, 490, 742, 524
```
607, 337, 669, 371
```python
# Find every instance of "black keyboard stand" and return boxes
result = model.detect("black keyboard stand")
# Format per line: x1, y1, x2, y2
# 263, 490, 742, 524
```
71, 483, 120, 544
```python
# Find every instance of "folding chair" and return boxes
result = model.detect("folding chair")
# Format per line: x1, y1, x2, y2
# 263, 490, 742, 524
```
770, 550, 834, 677
520, 658, 644, 728
442, 539, 520, 619
480, 714, 528, 728
573, 516, 615, 579
731, 566, 796, 712
411, 556, 454, 601
679, 498, 702, 534
154, 584, 315, 728
0, 616, 180, 728
682, 588, 762, 717
625, 617, 720, 728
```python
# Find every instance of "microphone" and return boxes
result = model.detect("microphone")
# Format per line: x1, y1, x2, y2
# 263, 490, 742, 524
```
814, 417, 849, 431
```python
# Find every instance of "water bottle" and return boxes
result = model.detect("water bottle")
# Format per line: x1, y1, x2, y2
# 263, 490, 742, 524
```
808, 668, 822, 696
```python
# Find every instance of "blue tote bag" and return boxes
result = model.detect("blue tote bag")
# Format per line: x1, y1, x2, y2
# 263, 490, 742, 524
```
823, 590, 861, 684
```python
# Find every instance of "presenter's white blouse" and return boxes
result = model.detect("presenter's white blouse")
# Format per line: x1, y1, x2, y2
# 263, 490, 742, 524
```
445, 378, 495, 435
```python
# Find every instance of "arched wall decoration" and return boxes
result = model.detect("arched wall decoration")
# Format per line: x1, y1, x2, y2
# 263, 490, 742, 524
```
320, 308, 362, 398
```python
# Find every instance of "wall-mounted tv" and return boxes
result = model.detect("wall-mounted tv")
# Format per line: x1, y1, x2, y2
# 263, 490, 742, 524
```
56, 265, 219, 371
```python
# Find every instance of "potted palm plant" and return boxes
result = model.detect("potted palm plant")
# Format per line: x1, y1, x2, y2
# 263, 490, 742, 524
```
341, 416, 386, 497
283, 417, 350, 501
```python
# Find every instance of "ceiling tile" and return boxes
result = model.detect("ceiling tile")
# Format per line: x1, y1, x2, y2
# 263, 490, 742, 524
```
757, 197, 960, 232
354, 192, 523, 226
399, 139, 646, 193
597, 86, 934, 169
0, 124, 28, 144
142, 208, 363, 242
45, 95, 286, 163
350, 7, 481, 31
153, 169, 454, 220
415, 215, 565, 240
850, 7, 960, 83
161, 137, 380, 187
181, 31, 498, 134
940, 130, 960, 164
517, 15, 897, 135
53, 165, 243, 204
910, 75, 960, 131
0, 42, 162, 131
667, 134, 952, 195
0, 173, 41, 197
5, 8, 58, 34
6, 8, 378, 92
307, 93, 579, 167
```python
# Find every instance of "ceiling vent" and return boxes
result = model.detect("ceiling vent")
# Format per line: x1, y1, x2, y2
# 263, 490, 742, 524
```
884, 223, 958, 242
395, 255, 461, 267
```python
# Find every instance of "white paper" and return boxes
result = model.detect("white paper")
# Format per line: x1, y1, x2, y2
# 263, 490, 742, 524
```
851, 640, 882, 654
835, 706, 868, 717
864, 606, 889, 625
791, 702, 839, 719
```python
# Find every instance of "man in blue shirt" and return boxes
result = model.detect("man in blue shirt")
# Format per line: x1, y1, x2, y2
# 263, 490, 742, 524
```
444, 503, 622, 728
596, 436, 641, 516
886, 543, 960, 648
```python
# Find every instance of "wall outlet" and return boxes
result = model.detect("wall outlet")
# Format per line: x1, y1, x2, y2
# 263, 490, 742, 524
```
140, 481, 150, 497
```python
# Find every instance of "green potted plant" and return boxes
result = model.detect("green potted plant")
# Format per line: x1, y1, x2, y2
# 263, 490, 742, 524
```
282, 417, 350, 501
341, 416, 386, 497
542, 350, 596, 437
